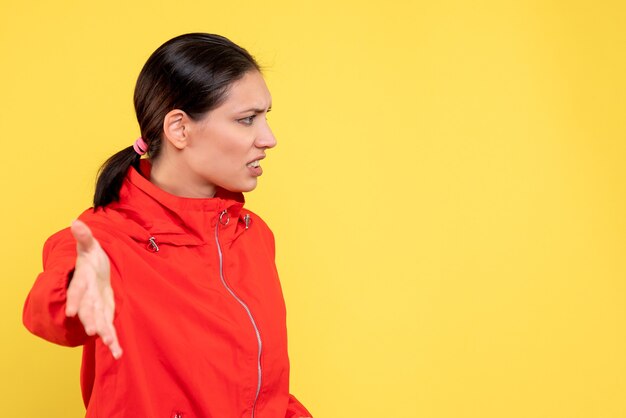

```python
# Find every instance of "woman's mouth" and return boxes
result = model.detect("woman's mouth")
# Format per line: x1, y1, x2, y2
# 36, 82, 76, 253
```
246, 159, 263, 176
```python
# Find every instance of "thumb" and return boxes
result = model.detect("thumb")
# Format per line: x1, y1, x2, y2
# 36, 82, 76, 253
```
71, 219, 97, 253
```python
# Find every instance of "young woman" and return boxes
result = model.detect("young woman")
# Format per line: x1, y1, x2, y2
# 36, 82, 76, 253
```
23, 33, 312, 418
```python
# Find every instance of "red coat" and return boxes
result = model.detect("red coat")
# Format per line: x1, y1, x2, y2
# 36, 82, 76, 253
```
23, 160, 311, 418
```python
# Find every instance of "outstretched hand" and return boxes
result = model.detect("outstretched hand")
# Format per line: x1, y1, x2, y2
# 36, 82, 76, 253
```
65, 220, 122, 359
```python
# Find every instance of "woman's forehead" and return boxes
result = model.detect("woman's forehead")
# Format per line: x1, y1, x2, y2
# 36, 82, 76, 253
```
221, 71, 272, 112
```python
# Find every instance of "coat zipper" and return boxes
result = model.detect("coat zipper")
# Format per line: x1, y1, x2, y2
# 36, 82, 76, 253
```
215, 210, 263, 418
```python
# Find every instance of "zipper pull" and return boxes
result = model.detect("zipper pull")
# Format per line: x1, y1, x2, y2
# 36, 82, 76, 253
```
243, 213, 251, 229
147, 237, 159, 252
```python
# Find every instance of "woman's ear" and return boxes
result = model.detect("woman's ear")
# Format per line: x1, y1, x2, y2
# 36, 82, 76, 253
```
163, 109, 190, 150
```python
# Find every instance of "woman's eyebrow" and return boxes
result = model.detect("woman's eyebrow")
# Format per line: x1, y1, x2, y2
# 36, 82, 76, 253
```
237, 105, 272, 114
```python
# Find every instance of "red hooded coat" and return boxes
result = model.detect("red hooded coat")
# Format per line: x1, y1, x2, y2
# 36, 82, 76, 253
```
23, 161, 311, 418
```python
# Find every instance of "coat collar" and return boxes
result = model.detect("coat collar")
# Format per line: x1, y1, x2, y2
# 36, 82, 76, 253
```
90, 160, 247, 247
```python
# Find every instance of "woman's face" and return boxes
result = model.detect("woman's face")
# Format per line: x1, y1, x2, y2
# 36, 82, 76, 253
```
181, 70, 276, 195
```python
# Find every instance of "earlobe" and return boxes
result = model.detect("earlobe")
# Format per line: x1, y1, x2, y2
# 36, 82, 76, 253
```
163, 109, 189, 150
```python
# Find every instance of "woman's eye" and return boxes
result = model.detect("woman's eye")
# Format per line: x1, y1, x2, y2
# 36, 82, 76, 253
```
239, 115, 256, 125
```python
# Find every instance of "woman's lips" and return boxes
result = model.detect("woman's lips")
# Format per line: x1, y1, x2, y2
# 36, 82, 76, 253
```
246, 159, 263, 176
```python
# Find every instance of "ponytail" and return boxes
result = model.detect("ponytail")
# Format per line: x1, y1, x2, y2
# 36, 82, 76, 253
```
93, 146, 141, 208
92, 33, 260, 208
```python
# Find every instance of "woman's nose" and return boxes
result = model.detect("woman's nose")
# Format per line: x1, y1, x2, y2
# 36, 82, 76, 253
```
256, 121, 277, 149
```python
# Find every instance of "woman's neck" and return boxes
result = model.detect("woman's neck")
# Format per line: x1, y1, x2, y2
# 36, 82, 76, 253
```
148, 156, 217, 199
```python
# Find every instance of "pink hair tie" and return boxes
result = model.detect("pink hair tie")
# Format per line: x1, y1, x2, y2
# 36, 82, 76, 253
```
133, 137, 148, 155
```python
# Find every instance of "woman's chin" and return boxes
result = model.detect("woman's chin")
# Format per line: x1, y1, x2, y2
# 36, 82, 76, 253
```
221, 179, 258, 194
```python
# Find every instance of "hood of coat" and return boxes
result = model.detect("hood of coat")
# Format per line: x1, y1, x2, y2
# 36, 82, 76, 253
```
81, 159, 249, 248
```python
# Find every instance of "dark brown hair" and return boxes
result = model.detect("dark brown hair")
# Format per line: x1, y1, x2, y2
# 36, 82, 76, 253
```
94, 33, 260, 207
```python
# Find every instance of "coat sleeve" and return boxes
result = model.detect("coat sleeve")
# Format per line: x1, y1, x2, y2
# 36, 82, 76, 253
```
22, 227, 91, 347
285, 393, 313, 418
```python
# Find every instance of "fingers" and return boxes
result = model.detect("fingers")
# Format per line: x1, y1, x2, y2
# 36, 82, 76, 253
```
78, 294, 98, 336
65, 258, 123, 359
92, 308, 123, 359
94, 303, 123, 359
69, 282, 123, 359
65, 266, 90, 317
84, 307, 123, 359
104, 326, 123, 360
71, 219, 97, 253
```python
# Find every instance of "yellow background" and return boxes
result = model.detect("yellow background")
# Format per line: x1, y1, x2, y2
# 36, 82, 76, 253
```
1, 0, 625, 417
